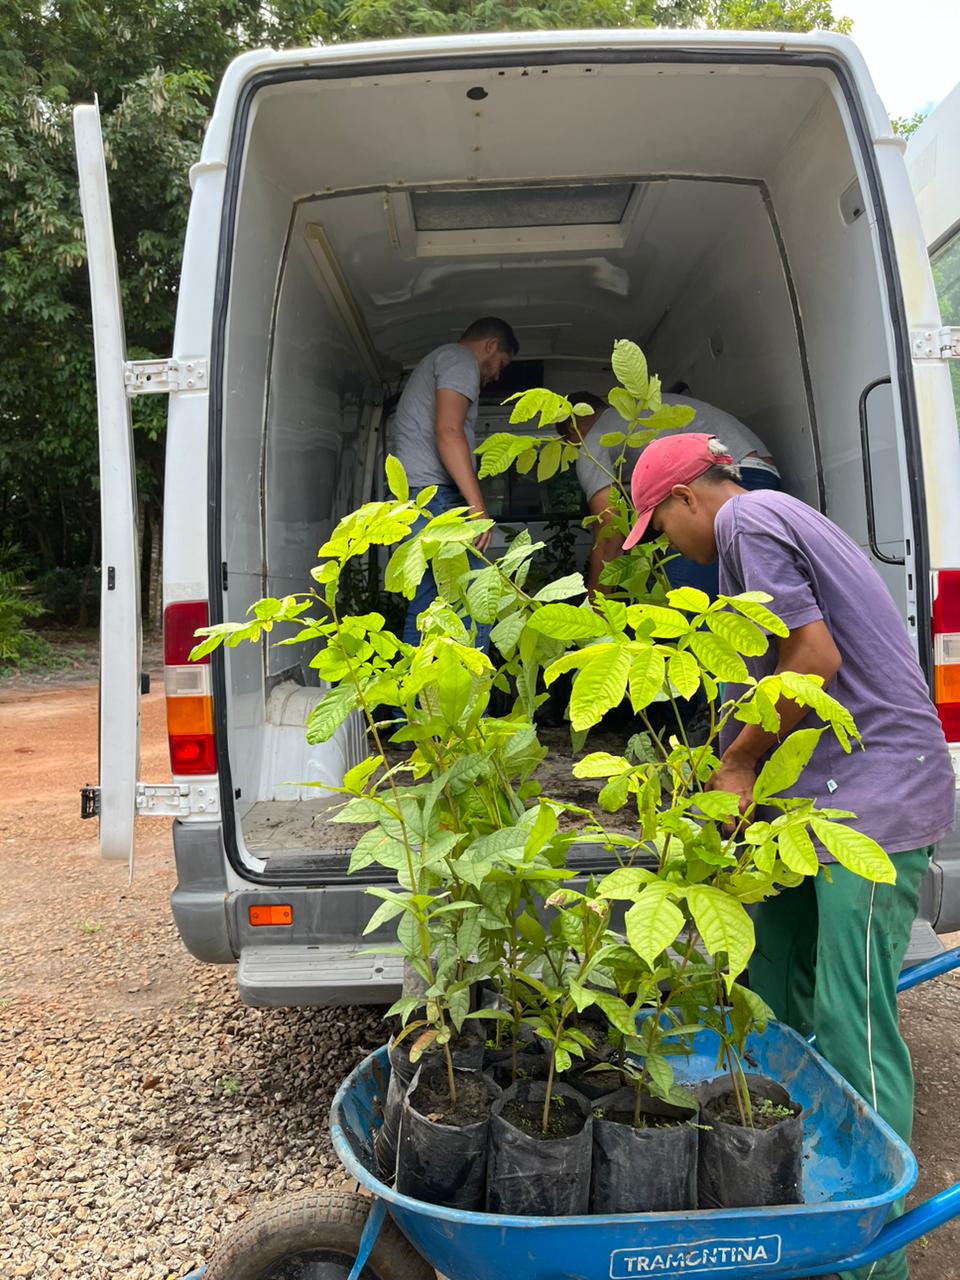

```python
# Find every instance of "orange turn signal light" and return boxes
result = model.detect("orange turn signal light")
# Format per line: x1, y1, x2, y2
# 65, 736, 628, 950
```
249, 904, 293, 927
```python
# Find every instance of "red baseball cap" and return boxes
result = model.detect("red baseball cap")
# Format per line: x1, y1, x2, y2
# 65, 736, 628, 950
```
622, 433, 734, 551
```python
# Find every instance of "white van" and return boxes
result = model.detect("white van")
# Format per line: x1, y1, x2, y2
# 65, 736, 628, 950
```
76, 28, 960, 1007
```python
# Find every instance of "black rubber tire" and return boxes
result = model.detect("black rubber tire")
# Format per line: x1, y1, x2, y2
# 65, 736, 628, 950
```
202, 1189, 436, 1280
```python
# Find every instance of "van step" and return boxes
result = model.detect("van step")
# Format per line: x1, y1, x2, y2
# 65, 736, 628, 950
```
237, 945, 403, 1008
903, 917, 945, 969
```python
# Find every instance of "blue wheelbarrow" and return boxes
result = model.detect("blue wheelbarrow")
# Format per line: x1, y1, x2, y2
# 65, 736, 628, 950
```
186, 948, 960, 1280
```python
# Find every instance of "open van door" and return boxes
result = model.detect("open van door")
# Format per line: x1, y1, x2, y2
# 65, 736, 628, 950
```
74, 102, 142, 871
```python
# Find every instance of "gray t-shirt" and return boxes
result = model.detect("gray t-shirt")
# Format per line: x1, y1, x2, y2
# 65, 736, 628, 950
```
576, 395, 776, 503
394, 343, 482, 489
716, 490, 955, 856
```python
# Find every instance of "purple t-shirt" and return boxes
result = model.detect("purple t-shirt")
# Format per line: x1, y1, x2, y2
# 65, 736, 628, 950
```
716, 491, 955, 856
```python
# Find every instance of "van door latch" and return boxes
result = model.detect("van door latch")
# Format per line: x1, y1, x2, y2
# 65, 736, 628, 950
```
136, 783, 220, 817
911, 327, 960, 360
79, 783, 220, 818
123, 358, 209, 396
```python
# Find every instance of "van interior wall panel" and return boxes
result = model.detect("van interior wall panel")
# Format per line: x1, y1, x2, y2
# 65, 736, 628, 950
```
768, 89, 908, 609
222, 132, 297, 813
643, 181, 814, 500
263, 205, 368, 657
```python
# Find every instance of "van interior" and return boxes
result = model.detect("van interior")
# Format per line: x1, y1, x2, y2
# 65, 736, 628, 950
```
217, 53, 913, 877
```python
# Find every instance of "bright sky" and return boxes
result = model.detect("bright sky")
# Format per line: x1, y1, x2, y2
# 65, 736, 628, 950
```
840, 0, 960, 120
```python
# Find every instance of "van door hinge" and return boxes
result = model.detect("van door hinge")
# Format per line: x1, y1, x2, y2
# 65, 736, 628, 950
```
123, 358, 208, 396
79, 783, 220, 819
911, 327, 960, 360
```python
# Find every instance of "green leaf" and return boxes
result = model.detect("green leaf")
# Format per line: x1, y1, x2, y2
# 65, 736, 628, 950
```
723, 595, 790, 638
465, 565, 501, 624
570, 646, 631, 730
537, 438, 563, 482
611, 338, 649, 398
384, 536, 427, 599
628, 647, 666, 712
666, 586, 711, 614
705, 609, 769, 657
597, 867, 655, 899
305, 686, 358, 744
592, 992, 640, 1038
490, 612, 525, 657
668, 649, 700, 699
644, 1053, 675, 1103
778, 673, 859, 750
627, 604, 690, 639
572, 752, 631, 779
526, 603, 606, 641
728, 982, 774, 1046
777, 824, 819, 876
362, 894, 408, 935
607, 386, 637, 422
384, 454, 409, 502
348, 828, 407, 874
685, 884, 755, 981
534, 573, 587, 603
624, 883, 685, 966
754, 728, 825, 802
506, 387, 572, 428
342, 754, 382, 794
687, 631, 750, 683
809, 819, 896, 884
436, 646, 474, 726
475, 431, 536, 478
691, 790, 741, 820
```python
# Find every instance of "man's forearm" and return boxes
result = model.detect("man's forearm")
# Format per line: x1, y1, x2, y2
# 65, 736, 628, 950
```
436, 425, 485, 512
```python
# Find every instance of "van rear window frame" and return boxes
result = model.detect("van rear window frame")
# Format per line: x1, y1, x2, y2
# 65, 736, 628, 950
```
206, 45, 931, 885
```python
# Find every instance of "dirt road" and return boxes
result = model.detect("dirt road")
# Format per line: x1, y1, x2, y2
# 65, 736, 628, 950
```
0, 679, 958, 1278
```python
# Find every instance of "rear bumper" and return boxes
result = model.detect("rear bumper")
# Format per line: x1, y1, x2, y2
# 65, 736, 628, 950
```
171, 804, 960, 1004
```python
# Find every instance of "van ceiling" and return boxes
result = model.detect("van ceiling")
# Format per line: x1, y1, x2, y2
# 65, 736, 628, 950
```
247, 60, 834, 367
300, 177, 781, 368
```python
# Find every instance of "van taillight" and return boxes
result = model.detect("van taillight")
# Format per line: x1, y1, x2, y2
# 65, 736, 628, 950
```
932, 570, 960, 742
163, 601, 216, 776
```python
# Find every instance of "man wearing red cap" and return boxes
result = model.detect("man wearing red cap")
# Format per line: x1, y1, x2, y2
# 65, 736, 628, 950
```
625, 432, 954, 1280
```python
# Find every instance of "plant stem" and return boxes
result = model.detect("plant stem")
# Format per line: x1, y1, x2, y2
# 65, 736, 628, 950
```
633, 1078, 643, 1128
542, 1042, 557, 1137
443, 1040, 458, 1109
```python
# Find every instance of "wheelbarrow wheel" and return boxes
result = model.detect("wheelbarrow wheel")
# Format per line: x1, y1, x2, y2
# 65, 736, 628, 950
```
202, 1189, 436, 1280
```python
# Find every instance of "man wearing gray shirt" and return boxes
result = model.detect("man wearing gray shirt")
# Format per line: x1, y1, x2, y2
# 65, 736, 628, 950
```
394, 316, 518, 646
560, 390, 780, 597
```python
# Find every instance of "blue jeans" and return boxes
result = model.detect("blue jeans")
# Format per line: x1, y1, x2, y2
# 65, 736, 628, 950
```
400, 485, 491, 651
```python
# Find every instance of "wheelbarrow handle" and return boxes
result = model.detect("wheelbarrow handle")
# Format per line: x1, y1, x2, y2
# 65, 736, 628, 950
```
804, 1179, 960, 1275
896, 945, 960, 993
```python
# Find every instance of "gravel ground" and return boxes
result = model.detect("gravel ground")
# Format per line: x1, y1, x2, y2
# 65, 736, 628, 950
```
0, 674, 958, 1278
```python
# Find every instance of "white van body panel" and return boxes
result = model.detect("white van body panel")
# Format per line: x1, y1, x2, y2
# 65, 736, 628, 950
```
163, 165, 224, 612
906, 79, 960, 253
74, 103, 142, 868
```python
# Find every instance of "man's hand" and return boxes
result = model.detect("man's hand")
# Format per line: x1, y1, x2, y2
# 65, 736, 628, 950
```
472, 516, 492, 555
707, 752, 758, 815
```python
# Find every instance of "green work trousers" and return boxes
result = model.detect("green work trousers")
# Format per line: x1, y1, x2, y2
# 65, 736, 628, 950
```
749, 847, 932, 1280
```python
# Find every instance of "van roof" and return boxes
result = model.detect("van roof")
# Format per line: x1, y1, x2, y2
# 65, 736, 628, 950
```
197, 29, 892, 172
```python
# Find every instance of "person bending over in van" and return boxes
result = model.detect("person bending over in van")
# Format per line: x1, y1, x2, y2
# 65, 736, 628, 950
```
394, 316, 518, 648
559, 391, 780, 599
621, 432, 954, 1280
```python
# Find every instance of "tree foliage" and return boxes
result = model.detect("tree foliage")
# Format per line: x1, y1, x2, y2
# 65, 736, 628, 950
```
1, 0, 850, 628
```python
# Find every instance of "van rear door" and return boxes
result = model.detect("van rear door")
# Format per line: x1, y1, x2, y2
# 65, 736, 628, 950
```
74, 102, 142, 871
